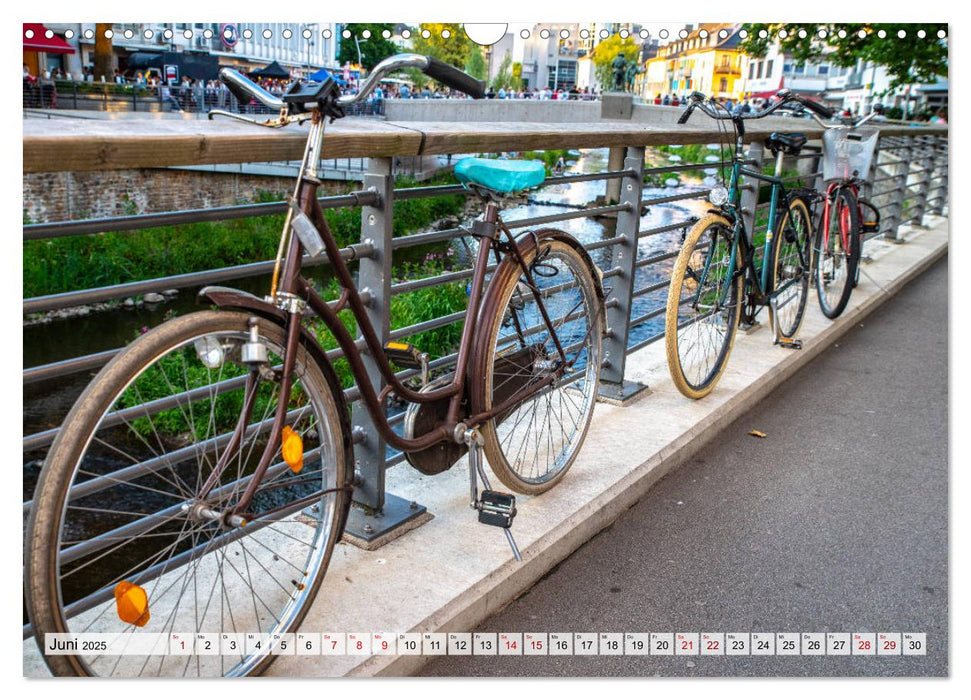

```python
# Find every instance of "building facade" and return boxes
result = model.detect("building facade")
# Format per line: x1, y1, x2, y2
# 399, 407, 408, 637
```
36, 23, 338, 81
642, 24, 748, 101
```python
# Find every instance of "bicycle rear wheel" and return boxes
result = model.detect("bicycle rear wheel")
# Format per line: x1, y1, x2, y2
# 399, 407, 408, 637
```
770, 197, 813, 338
474, 233, 603, 495
25, 311, 351, 677
814, 188, 860, 318
665, 214, 744, 399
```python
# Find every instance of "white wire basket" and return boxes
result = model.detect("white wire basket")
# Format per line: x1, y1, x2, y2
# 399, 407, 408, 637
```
821, 126, 879, 181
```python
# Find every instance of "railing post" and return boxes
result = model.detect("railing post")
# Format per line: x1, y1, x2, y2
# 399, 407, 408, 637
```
930, 135, 949, 216
740, 140, 766, 246
910, 135, 933, 227
344, 156, 429, 547
605, 146, 626, 204
597, 145, 650, 406
885, 136, 912, 242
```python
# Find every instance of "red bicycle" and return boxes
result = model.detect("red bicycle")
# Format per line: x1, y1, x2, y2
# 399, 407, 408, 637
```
808, 106, 883, 318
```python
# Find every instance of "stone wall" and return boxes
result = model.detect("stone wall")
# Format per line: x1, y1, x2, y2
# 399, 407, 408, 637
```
22, 169, 345, 223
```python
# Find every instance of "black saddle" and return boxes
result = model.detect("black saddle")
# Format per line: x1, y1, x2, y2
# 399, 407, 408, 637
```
764, 132, 807, 156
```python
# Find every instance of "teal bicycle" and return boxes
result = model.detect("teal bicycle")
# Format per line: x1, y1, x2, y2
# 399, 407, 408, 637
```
665, 89, 830, 399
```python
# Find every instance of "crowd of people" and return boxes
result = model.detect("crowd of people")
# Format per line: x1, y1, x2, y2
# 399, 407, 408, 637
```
23, 62, 946, 123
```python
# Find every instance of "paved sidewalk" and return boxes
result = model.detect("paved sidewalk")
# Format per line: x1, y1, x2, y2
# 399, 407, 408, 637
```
422, 256, 948, 677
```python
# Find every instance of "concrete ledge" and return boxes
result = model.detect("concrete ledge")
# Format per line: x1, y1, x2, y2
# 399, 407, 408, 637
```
22, 217, 947, 678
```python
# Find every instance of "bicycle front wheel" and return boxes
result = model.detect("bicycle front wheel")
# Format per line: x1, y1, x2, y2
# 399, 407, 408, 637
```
665, 214, 744, 399
770, 197, 813, 338
815, 188, 861, 315
475, 234, 603, 495
26, 311, 351, 677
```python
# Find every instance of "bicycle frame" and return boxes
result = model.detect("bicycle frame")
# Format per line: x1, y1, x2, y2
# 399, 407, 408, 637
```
820, 180, 861, 252
198, 112, 572, 515
712, 147, 798, 310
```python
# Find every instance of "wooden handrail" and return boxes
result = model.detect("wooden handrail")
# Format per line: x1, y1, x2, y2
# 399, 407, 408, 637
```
23, 113, 947, 174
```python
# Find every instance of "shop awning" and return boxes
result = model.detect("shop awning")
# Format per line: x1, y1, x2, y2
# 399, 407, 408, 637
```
23, 24, 75, 54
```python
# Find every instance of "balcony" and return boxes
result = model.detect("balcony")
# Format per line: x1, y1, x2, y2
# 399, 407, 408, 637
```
714, 65, 742, 77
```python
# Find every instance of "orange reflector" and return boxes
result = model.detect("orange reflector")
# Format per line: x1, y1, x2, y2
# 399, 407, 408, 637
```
282, 426, 304, 473
114, 581, 150, 627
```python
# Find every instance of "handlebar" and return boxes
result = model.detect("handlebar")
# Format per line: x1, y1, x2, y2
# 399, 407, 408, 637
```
218, 67, 285, 111
677, 89, 885, 132
215, 53, 485, 122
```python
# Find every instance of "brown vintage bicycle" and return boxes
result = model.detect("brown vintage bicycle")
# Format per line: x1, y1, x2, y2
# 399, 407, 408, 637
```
25, 55, 605, 677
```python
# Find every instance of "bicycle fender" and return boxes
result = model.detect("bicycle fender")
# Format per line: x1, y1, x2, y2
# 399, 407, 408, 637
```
197, 285, 355, 534
468, 229, 607, 413
500, 228, 607, 329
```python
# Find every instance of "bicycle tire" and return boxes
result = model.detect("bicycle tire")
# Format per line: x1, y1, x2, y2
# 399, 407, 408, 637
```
814, 188, 860, 318
770, 197, 813, 338
473, 232, 603, 495
26, 311, 352, 678
665, 213, 744, 400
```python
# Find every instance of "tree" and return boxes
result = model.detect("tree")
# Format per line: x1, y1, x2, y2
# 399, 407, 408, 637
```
491, 51, 512, 90
411, 24, 471, 67
93, 23, 113, 81
740, 24, 948, 92
464, 45, 487, 81
336, 23, 398, 71
591, 34, 640, 90
407, 24, 485, 90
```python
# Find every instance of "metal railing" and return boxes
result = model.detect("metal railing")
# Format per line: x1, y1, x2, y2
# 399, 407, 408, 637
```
22, 129, 948, 540
23, 79, 388, 116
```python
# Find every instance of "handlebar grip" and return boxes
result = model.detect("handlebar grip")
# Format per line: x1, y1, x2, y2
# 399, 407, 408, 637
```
223, 77, 256, 105
423, 57, 486, 99
799, 97, 834, 119
218, 67, 284, 110
677, 104, 696, 124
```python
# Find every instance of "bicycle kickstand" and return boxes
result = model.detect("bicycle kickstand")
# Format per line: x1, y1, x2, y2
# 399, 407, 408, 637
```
465, 428, 522, 562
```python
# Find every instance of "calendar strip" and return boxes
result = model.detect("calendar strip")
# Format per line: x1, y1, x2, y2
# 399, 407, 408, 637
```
42, 632, 927, 657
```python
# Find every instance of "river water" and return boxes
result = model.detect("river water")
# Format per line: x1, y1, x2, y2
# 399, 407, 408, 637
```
23, 148, 710, 460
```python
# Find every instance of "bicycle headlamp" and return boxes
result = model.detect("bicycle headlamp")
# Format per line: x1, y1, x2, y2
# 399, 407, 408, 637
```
194, 336, 225, 369
709, 185, 730, 206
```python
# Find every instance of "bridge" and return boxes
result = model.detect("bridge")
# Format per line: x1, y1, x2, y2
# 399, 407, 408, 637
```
22, 107, 947, 676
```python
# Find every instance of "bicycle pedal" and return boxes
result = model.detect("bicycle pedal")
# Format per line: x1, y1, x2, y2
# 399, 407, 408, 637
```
775, 337, 803, 350
862, 221, 879, 233
477, 490, 517, 529
384, 341, 424, 370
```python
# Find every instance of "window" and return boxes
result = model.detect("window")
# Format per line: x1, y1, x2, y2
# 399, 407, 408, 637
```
766, 60, 774, 76
719, 78, 728, 92
818, 64, 829, 75
749, 63, 755, 79
757, 61, 764, 79
794, 63, 805, 74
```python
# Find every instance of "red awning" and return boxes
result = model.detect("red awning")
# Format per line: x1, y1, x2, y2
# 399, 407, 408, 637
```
23, 24, 75, 54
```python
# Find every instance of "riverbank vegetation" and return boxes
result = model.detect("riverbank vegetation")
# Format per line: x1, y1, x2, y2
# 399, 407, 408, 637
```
23, 172, 467, 298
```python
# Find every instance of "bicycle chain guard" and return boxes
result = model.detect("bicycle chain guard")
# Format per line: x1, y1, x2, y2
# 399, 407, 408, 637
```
402, 344, 544, 476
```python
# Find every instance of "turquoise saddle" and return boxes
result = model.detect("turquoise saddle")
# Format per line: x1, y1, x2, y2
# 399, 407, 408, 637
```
453, 158, 546, 195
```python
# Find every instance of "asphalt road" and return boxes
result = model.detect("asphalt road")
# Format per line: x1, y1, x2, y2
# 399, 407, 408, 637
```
421, 256, 948, 677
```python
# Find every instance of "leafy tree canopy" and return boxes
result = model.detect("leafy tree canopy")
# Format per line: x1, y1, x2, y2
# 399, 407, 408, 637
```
491, 51, 512, 90
591, 34, 640, 89
336, 23, 398, 71
407, 24, 485, 89
740, 24, 948, 91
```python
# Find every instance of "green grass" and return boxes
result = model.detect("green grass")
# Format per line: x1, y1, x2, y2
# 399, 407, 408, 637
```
23, 173, 466, 298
